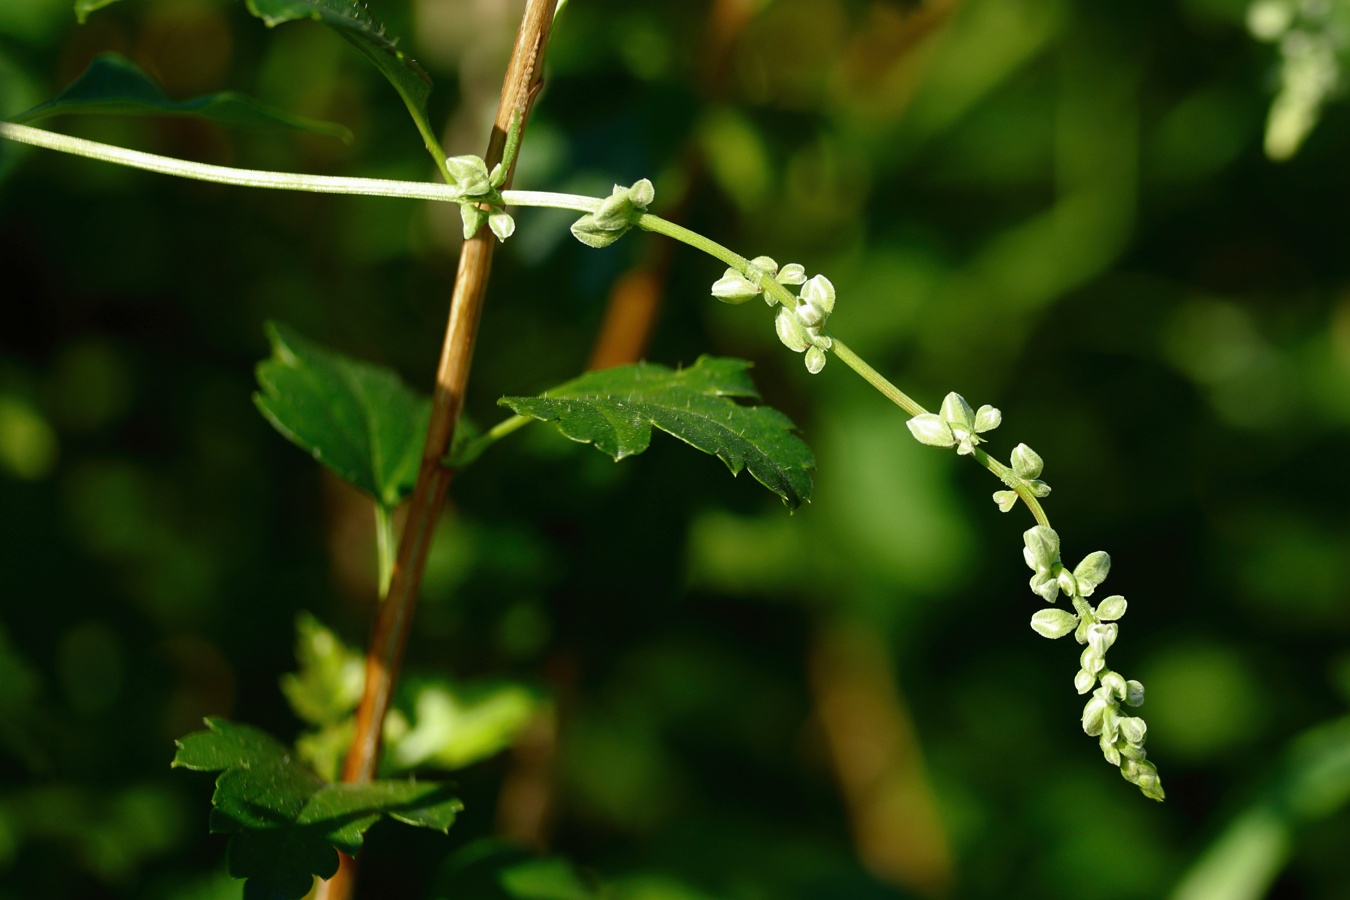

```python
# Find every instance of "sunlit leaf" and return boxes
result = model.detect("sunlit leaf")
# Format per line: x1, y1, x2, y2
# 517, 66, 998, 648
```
12, 53, 352, 141
174, 718, 461, 900
280, 612, 364, 727
500, 357, 814, 509
243, 0, 437, 152
386, 678, 545, 772
253, 322, 430, 510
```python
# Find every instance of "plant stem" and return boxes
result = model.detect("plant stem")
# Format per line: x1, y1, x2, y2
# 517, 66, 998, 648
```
339, 0, 555, 798
374, 505, 395, 599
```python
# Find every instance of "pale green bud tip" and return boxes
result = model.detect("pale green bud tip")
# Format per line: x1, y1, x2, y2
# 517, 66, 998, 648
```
1010, 443, 1043, 479
1074, 668, 1096, 694
446, 155, 492, 196
1124, 680, 1145, 707
939, 393, 974, 431
800, 274, 836, 319
804, 345, 827, 374
460, 204, 488, 240
1095, 594, 1128, 621
1087, 623, 1118, 656
907, 413, 956, 448
711, 269, 761, 303
1100, 672, 1126, 700
489, 212, 515, 242
776, 262, 807, 285
993, 490, 1018, 513
1031, 608, 1078, 640
628, 178, 655, 209
1122, 758, 1165, 801
1073, 551, 1111, 596
1023, 526, 1060, 572
973, 404, 1001, 433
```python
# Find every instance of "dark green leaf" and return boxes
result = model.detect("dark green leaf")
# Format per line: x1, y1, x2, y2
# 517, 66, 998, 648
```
12, 54, 352, 141
174, 718, 462, 900
243, 0, 437, 152
499, 357, 814, 509
253, 322, 430, 510
440, 840, 600, 900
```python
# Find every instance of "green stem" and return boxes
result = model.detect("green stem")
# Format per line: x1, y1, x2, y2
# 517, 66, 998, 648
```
828, 336, 928, 418
1, 121, 1052, 525
451, 414, 533, 467
374, 504, 395, 599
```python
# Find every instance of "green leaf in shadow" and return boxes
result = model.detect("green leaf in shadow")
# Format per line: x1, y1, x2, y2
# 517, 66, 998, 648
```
254, 322, 430, 510
243, 0, 440, 156
11, 53, 352, 142
174, 718, 462, 900
500, 357, 815, 509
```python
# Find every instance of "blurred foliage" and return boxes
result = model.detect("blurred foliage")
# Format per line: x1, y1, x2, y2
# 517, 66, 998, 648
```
4, 0, 1350, 898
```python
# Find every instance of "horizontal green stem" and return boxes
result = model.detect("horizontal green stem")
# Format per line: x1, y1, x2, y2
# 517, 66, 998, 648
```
2, 121, 1051, 526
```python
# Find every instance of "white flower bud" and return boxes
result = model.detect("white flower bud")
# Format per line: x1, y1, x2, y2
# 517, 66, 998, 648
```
1100, 672, 1127, 700
1118, 716, 1147, 745
1074, 668, 1097, 694
775, 307, 811, 352
1087, 623, 1118, 657
993, 490, 1017, 513
489, 212, 516, 242
804, 345, 827, 374
1023, 526, 1060, 571
1124, 680, 1145, 707
1082, 695, 1109, 735
1057, 569, 1079, 598
1100, 732, 1122, 766
799, 274, 835, 319
446, 154, 492, 196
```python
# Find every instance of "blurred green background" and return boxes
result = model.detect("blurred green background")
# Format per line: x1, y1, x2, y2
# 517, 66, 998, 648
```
4, 0, 1350, 897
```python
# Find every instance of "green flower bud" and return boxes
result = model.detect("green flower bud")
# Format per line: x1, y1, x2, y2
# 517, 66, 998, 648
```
1121, 758, 1165, 801
993, 490, 1018, 513
1095, 595, 1128, 621
1087, 623, 1118, 657
1073, 551, 1111, 597
799, 274, 836, 322
973, 404, 1002, 433
804, 345, 827, 374
776, 263, 807, 285
907, 413, 956, 449
1100, 732, 1122, 766
1030, 571, 1060, 604
1031, 608, 1079, 640
1057, 569, 1079, 598
1010, 443, 1043, 479
1118, 716, 1147, 745
1074, 668, 1097, 694
1100, 671, 1127, 700
711, 269, 761, 303
459, 203, 488, 239
570, 179, 654, 248
775, 306, 812, 352
1082, 695, 1109, 735
1023, 526, 1060, 572
1026, 480, 1052, 498
1081, 646, 1106, 675
446, 154, 492, 196
939, 392, 973, 429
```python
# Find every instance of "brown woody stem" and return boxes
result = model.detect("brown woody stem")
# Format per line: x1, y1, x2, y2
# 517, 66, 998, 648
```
319, 2, 555, 897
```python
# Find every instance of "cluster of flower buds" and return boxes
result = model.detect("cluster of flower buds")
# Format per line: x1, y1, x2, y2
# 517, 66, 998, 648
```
445, 153, 516, 242
709, 258, 837, 373
907, 392, 1002, 455
570, 179, 655, 248
1022, 525, 1164, 801
993, 443, 1052, 512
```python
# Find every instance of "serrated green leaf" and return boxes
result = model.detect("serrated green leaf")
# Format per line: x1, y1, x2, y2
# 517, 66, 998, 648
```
244, 0, 436, 153
499, 357, 814, 509
174, 718, 461, 900
253, 322, 430, 510
11, 54, 352, 141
